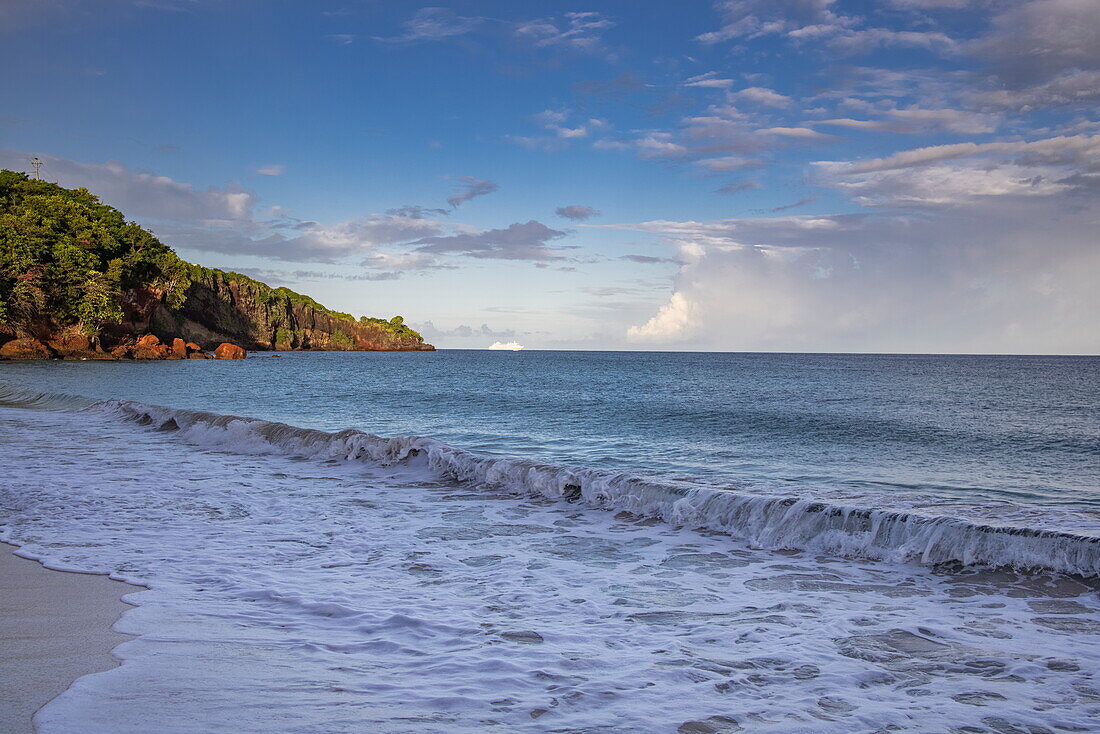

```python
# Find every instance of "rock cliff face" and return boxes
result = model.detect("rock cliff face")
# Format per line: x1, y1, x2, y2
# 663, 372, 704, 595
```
0, 169, 434, 357
146, 268, 434, 352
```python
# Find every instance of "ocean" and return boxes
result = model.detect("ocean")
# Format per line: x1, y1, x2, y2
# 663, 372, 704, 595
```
1, 351, 1098, 732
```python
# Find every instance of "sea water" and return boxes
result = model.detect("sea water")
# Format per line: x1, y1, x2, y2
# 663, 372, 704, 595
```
1, 351, 1098, 732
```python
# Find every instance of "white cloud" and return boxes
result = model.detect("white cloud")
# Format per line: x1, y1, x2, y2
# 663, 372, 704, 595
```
618, 198, 1100, 353
758, 126, 832, 139
731, 87, 792, 107
612, 125, 1100, 352
829, 163, 1073, 206
697, 0, 850, 44
636, 133, 689, 159
256, 164, 285, 176
626, 292, 701, 343
375, 7, 480, 43
818, 107, 1001, 135
819, 134, 1100, 175
0, 149, 256, 223
827, 28, 958, 55
684, 72, 735, 89
515, 11, 614, 52
972, 0, 1100, 82
695, 155, 763, 172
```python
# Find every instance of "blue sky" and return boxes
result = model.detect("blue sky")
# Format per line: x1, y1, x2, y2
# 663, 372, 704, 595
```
2, 0, 1098, 352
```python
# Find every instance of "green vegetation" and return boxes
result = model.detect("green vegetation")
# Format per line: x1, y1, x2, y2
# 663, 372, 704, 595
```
0, 169, 188, 335
273, 327, 296, 348
359, 314, 422, 341
0, 170, 424, 344
329, 330, 355, 349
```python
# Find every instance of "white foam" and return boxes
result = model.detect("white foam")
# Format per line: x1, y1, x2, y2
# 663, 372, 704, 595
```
2, 400, 1099, 733
89, 397, 1100, 577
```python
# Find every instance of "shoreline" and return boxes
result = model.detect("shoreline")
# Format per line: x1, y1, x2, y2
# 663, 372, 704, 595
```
0, 542, 138, 734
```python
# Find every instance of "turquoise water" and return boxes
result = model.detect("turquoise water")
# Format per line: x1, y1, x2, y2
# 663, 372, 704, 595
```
3, 351, 1098, 520
4, 351, 1100, 732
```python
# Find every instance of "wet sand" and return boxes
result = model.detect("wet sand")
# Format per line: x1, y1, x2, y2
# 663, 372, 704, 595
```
0, 543, 135, 734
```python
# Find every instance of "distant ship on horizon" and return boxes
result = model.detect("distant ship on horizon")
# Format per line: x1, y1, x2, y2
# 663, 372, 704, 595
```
488, 341, 524, 351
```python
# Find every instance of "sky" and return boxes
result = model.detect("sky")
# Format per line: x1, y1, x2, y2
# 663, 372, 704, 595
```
1, 0, 1098, 353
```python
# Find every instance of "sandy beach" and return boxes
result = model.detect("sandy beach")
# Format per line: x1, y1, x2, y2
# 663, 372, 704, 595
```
0, 543, 135, 734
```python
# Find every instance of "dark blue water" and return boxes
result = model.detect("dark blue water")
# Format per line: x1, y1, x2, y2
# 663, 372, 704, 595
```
2, 351, 1098, 527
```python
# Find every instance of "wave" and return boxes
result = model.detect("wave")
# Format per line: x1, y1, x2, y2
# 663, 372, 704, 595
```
2, 387, 1098, 577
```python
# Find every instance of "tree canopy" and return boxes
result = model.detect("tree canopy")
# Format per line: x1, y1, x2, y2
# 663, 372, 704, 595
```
0, 170, 422, 343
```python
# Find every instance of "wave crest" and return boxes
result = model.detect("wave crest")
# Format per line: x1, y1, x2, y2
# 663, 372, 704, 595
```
63, 395, 1097, 578
2, 387, 1096, 576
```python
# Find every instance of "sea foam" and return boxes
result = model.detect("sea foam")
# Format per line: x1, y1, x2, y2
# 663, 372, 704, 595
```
69, 394, 1098, 578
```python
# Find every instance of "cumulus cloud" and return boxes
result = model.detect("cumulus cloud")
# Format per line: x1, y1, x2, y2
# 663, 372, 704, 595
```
635, 133, 689, 159
626, 292, 701, 342
447, 176, 498, 208
0, 149, 255, 223
410, 220, 568, 261
620, 202, 1099, 353
556, 205, 601, 220
609, 131, 1100, 352
527, 109, 598, 140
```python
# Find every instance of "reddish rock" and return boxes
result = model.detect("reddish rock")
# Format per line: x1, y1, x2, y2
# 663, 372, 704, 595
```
49, 333, 91, 355
133, 344, 170, 360
0, 338, 54, 360
131, 334, 174, 360
184, 341, 212, 359
214, 342, 246, 360
171, 338, 188, 358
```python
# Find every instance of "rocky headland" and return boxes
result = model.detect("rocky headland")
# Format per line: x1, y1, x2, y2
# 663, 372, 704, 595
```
0, 169, 433, 360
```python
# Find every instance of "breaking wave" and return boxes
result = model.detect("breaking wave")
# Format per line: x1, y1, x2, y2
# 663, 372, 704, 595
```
3, 387, 1098, 577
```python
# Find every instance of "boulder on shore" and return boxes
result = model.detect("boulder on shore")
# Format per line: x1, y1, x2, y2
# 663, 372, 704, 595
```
185, 342, 212, 359
0, 338, 54, 360
132, 334, 175, 360
48, 333, 91, 355
214, 342, 246, 360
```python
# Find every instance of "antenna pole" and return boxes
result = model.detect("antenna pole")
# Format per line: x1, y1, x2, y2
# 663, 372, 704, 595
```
31, 157, 42, 180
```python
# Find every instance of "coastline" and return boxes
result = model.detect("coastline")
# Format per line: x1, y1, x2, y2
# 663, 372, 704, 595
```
0, 543, 137, 734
